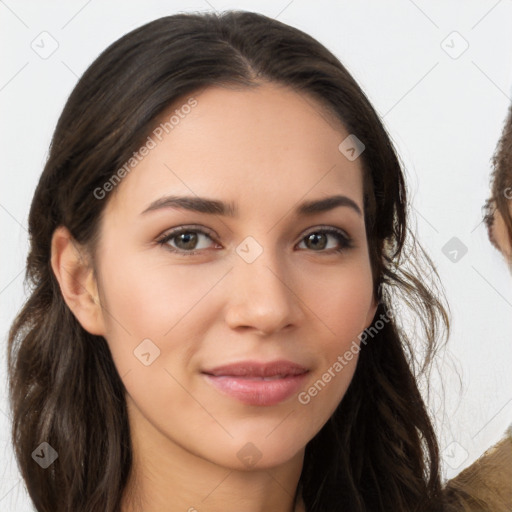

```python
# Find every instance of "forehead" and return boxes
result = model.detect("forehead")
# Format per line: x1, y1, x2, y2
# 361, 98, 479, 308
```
105, 82, 364, 219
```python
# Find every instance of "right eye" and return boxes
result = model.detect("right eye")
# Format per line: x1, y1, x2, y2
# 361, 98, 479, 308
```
156, 226, 220, 255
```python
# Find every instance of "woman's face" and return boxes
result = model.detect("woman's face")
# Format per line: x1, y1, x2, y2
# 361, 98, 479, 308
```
92, 83, 377, 470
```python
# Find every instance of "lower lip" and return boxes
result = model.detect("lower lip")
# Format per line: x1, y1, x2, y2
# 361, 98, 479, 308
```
203, 373, 309, 406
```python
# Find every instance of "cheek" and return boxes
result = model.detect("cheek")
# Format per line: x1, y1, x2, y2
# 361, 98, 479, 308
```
98, 251, 223, 336
293, 260, 374, 419
96, 250, 230, 375
302, 259, 374, 343
95, 255, 219, 428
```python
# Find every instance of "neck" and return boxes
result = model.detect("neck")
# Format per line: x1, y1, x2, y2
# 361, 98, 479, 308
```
121, 400, 306, 512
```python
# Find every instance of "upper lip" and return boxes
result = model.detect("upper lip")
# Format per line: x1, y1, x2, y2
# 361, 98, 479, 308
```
202, 360, 309, 378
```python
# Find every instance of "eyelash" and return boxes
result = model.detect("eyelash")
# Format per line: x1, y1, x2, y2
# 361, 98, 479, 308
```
156, 225, 354, 256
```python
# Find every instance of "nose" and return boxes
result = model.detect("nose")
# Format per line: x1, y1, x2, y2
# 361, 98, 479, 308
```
224, 246, 303, 335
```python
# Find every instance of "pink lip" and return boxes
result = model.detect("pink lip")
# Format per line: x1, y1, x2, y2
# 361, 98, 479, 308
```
202, 360, 309, 406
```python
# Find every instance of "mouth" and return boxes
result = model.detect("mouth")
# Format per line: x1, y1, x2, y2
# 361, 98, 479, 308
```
201, 360, 310, 406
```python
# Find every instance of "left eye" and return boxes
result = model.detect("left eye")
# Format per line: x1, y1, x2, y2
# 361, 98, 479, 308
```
297, 228, 352, 253
157, 227, 352, 255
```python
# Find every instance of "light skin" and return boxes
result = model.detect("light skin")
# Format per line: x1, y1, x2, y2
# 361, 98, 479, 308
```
51, 82, 378, 512
491, 208, 512, 262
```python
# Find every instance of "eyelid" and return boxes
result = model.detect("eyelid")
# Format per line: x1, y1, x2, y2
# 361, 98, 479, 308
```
299, 225, 351, 241
156, 224, 217, 239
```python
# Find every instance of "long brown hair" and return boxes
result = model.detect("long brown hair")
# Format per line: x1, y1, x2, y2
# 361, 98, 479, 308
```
8, 11, 449, 511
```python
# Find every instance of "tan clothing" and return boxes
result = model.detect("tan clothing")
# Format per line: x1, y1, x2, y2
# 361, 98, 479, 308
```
444, 424, 512, 511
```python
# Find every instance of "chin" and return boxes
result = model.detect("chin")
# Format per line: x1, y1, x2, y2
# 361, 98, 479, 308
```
206, 430, 308, 471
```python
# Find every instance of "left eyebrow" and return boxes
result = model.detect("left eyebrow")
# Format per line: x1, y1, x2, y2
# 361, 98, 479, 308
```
140, 194, 362, 217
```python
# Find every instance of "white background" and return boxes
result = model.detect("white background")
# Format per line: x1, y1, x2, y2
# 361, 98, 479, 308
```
2, 1, 512, 509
